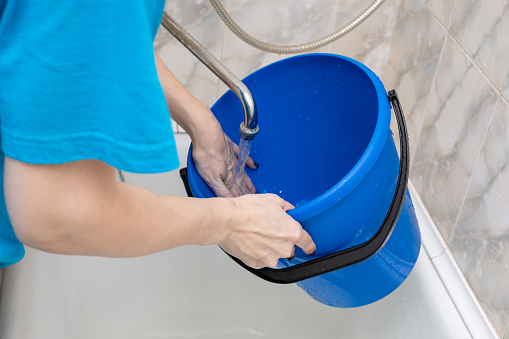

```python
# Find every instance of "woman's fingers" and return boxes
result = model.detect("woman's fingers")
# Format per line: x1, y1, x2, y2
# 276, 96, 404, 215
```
294, 228, 316, 255
287, 246, 295, 261
245, 156, 259, 169
280, 199, 295, 212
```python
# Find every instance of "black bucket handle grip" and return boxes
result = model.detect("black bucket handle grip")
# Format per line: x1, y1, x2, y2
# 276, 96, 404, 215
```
180, 90, 409, 284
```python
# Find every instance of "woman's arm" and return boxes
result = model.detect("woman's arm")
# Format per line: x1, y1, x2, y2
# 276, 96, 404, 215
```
3, 54, 316, 269
4, 157, 315, 268
154, 54, 256, 197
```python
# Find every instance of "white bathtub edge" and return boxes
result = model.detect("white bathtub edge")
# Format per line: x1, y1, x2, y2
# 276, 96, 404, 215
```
408, 182, 500, 339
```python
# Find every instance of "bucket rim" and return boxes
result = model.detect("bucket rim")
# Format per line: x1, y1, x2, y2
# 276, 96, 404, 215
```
186, 53, 392, 222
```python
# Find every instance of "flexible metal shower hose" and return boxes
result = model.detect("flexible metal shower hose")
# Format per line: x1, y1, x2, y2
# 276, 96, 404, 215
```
209, 0, 386, 54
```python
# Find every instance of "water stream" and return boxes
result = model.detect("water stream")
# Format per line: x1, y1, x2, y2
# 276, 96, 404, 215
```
235, 138, 252, 187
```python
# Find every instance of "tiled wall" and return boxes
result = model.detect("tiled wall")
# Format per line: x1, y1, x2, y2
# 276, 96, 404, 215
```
154, 0, 402, 132
385, 0, 509, 337
156, 0, 509, 337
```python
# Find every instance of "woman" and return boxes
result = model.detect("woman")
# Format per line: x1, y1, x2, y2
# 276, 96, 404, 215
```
0, 0, 315, 270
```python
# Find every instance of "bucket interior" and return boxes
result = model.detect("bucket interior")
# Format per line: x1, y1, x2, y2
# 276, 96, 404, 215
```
207, 54, 381, 210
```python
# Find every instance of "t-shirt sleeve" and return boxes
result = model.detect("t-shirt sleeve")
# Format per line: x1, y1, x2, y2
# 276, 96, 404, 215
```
0, 0, 179, 173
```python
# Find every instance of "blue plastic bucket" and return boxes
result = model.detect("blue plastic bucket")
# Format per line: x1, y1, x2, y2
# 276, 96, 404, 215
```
184, 54, 420, 308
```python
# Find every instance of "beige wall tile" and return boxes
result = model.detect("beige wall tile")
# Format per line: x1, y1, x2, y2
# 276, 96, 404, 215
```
155, 1, 223, 108
420, 0, 457, 27
450, 97, 509, 336
384, 0, 447, 163
502, 75, 509, 103
411, 37, 498, 242
219, 0, 335, 80
328, 0, 403, 78
450, 0, 509, 91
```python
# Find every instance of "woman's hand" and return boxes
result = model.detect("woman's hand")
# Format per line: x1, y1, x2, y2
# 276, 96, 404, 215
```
219, 193, 316, 269
191, 119, 258, 197
154, 54, 257, 197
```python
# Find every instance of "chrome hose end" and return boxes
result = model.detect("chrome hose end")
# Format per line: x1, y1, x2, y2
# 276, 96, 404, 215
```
240, 122, 259, 140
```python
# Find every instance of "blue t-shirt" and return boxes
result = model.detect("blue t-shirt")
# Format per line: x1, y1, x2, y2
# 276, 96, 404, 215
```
0, 0, 179, 267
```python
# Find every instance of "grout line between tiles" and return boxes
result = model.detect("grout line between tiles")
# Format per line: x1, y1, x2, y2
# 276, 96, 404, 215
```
417, 0, 502, 95
326, 0, 340, 54
408, 18, 448, 173
215, 0, 228, 103
501, 94, 509, 107
447, 0, 459, 30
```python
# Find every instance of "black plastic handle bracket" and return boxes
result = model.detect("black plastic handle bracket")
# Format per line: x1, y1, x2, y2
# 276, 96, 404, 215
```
180, 89, 409, 284
179, 167, 194, 198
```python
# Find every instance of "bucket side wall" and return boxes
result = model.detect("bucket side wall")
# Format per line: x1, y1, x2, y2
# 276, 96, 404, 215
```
301, 132, 400, 256
296, 190, 421, 308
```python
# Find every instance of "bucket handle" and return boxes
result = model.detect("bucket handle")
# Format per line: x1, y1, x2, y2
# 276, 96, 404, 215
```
180, 89, 409, 284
